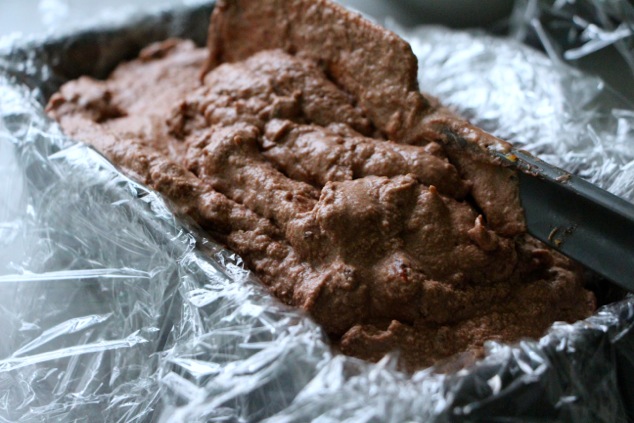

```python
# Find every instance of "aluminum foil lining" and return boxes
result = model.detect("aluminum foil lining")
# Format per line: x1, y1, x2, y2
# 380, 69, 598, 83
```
1, 1, 633, 421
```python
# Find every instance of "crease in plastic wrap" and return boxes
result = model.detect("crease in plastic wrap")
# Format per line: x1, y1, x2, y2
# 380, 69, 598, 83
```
1, 1, 634, 422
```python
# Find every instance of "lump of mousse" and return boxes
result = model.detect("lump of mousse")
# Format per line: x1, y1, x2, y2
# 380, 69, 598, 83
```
47, 0, 596, 371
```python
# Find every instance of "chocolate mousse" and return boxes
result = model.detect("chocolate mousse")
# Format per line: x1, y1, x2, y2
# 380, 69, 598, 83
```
46, 0, 595, 370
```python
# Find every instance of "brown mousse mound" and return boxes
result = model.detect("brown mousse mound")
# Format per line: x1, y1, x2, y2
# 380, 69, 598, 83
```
46, 0, 595, 370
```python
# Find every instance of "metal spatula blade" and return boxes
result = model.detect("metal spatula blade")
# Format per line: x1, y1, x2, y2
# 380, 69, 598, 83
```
498, 149, 634, 291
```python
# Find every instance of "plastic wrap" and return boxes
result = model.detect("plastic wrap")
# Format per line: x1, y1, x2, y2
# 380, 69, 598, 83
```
400, 0, 634, 202
1, 1, 634, 422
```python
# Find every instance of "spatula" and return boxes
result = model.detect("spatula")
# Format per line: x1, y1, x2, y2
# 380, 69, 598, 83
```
496, 149, 634, 291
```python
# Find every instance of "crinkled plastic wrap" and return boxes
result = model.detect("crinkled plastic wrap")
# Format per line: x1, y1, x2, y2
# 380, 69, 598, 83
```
1, 1, 634, 422
400, 0, 634, 202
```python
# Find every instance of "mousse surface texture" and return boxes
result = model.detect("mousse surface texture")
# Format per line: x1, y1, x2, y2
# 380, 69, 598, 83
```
47, 0, 595, 370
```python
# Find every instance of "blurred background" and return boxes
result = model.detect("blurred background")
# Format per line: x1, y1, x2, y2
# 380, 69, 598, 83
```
0, 0, 513, 36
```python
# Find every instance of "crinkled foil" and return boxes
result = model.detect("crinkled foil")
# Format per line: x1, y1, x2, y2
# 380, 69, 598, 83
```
1, 1, 634, 422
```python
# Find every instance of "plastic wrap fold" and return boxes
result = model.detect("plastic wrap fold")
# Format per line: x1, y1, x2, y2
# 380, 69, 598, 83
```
1, 1, 634, 422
